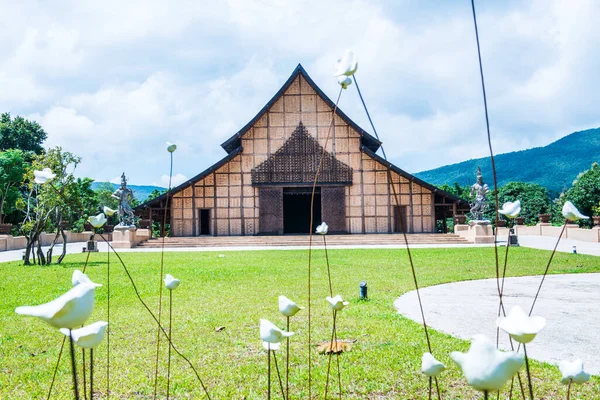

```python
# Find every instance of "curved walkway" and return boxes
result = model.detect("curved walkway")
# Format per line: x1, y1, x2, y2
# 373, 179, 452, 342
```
394, 273, 600, 375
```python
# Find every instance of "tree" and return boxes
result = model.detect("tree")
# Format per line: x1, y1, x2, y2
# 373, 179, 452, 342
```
0, 113, 47, 154
21, 147, 90, 265
497, 182, 552, 225
562, 162, 600, 226
0, 149, 27, 224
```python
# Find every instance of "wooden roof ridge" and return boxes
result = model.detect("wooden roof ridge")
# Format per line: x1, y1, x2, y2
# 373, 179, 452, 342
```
220, 63, 381, 154
251, 122, 353, 185
360, 145, 469, 205
135, 146, 243, 210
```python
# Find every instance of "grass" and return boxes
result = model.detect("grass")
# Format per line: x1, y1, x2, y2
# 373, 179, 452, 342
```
0, 246, 599, 399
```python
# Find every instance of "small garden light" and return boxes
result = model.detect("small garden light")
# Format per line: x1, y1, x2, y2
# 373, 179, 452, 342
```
359, 281, 368, 299
573, 246, 577, 255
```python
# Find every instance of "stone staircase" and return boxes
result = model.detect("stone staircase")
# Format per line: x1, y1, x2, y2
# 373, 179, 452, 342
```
138, 233, 470, 248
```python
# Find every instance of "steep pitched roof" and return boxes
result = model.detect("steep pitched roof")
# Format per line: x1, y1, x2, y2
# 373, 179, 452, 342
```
136, 146, 242, 209
360, 146, 468, 205
220, 64, 381, 154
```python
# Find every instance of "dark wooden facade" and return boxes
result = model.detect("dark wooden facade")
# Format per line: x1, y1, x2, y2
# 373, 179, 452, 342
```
137, 65, 467, 236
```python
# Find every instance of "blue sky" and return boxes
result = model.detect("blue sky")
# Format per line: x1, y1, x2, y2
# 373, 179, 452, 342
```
1, 0, 598, 187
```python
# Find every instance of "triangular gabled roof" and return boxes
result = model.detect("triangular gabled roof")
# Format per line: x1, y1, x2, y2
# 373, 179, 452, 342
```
220, 63, 381, 154
251, 122, 353, 185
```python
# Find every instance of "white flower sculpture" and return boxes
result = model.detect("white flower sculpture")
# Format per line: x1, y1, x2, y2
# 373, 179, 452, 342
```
316, 222, 328, 235
72, 270, 102, 287
450, 335, 524, 392
164, 274, 180, 290
497, 305, 546, 344
260, 319, 294, 344
498, 200, 521, 219
15, 282, 99, 329
88, 213, 107, 228
559, 359, 590, 385
166, 142, 177, 153
60, 321, 108, 349
278, 295, 303, 317
333, 50, 358, 77
562, 201, 589, 222
337, 75, 352, 89
33, 168, 56, 184
326, 295, 349, 311
421, 352, 445, 377
262, 341, 281, 351
103, 206, 117, 216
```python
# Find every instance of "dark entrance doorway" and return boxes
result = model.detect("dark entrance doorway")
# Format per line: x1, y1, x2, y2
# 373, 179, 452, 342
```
393, 206, 409, 233
283, 187, 321, 233
198, 209, 211, 235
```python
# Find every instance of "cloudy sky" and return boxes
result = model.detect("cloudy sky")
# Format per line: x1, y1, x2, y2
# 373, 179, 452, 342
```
1, 0, 598, 187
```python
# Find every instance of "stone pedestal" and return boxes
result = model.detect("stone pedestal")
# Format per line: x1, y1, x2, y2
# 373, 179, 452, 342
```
112, 227, 137, 248
468, 220, 495, 244
454, 224, 469, 240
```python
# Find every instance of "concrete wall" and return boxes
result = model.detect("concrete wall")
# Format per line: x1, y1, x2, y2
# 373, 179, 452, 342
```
497, 224, 600, 243
0, 231, 114, 252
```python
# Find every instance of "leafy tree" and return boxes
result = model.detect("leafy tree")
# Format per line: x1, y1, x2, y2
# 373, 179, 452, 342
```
0, 149, 27, 224
21, 147, 91, 265
561, 162, 600, 226
497, 182, 552, 225
438, 182, 470, 200
0, 113, 47, 154
147, 188, 167, 201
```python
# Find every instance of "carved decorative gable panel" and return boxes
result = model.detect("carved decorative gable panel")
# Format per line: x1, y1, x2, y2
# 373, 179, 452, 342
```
251, 122, 353, 185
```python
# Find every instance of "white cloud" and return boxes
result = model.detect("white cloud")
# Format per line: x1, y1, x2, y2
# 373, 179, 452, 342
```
1, 0, 599, 185
154, 173, 188, 188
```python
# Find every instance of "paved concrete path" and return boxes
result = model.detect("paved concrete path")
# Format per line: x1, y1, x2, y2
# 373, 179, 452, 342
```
394, 273, 600, 375
2, 234, 600, 263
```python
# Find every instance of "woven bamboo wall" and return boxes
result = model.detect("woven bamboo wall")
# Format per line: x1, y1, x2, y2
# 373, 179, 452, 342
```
170, 74, 435, 236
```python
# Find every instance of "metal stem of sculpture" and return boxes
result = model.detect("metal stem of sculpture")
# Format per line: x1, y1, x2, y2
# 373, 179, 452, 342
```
273, 351, 285, 399
324, 310, 337, 399
69, 330, 80, 400
106, 243, 110, 400
82, 350, 87, 400
166, 289, 173, 400
89, 349, 94, 400
267, 343, 271, 400
523, 345, 534, 400
285, 316, 290, 400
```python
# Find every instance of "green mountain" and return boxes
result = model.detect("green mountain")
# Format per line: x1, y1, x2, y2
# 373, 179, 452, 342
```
91, 182, 165, 203
415, 128, 600, 196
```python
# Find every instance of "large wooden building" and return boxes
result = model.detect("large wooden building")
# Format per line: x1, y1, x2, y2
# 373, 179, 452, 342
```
138, 65, 466, 236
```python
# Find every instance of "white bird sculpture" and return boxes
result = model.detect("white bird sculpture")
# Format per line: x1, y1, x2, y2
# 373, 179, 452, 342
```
15, 282, 99, 329
562, 201, 589, 222
326, 295, 349, 311
337, 75, 352, 89
421, 352, 446, 377
72, 270, 102, 287
103, 206, 117, 216
316, 222, 328, 235
60, 321, 108, 349
450, 334, 524, 392
496, 305, 546, 344
333, 50, 358, 77
166, 142, 177, 153
260, 319, 294, 344
559, 359, 590, 385
33, 168, 56, 184
88, 213, 107, 228
498, 200, 521, 219
164, 274, 180, 290
278, 295, 304, 317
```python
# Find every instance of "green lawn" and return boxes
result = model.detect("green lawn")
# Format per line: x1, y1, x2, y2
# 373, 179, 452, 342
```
1, 247, 598, 399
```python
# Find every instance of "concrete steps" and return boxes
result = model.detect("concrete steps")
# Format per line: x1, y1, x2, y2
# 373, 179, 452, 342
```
138, 234, 470, 248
